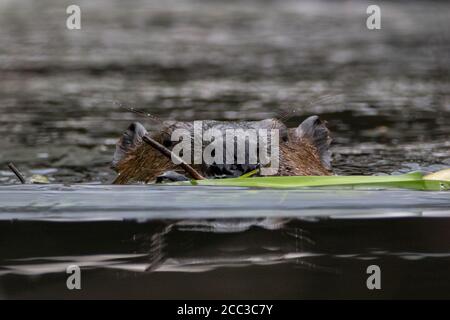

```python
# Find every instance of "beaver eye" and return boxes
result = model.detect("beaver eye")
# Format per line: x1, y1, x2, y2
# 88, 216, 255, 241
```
162, 138, 172, 148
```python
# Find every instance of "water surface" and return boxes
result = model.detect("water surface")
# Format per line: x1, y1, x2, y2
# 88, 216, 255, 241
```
0, 0, 449, 299
0, 185, 449, 299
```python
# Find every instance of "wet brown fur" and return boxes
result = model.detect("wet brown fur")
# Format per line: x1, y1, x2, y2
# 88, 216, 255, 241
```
279, 129, 331, 176
113, 120, 332, 184
113, 132, 203, 184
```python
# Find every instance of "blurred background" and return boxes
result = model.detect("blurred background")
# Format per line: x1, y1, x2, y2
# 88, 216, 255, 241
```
0, 0, 449, 183
0, 0, 449, 300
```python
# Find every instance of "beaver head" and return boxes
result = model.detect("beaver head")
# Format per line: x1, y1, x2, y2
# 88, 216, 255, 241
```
111, 116, 332, 184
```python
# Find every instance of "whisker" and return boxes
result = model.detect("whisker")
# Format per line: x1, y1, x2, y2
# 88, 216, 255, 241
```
109, 99, 195, 142
276, 94, 339, 124
109, 100, 162, 123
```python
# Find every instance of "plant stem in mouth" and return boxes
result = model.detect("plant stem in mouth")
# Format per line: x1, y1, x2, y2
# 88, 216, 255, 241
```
141, 135, 205, 180
7, 162, 26, 184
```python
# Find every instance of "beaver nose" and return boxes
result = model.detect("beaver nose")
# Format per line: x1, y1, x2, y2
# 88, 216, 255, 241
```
203, 163, 259, 178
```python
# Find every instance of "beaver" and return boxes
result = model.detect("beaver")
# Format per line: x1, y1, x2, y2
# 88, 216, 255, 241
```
111, 116, 332, 184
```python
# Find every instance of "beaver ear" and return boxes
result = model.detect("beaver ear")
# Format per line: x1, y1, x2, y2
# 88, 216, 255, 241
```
112, 122, 148, 170
294, 116, 332, 170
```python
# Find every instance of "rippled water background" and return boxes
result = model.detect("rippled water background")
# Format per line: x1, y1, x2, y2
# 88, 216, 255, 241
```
0, 0, 449, 182
0, 0, 449, 299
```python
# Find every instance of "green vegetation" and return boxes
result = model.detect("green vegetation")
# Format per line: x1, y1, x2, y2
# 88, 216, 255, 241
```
179, 171, 450, 191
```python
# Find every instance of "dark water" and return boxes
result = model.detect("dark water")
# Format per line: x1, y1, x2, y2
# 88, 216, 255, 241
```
0, 0, 449, 299
1, 217, 450, 299
0, 185, 449, 299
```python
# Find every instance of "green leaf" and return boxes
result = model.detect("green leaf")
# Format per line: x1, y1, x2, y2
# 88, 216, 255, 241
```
175, 171, 450, 191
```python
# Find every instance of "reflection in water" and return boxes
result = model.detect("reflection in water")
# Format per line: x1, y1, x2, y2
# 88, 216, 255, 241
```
1, 217, 449, 298
0, 185, 449, 298
1, 218, 319, 275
